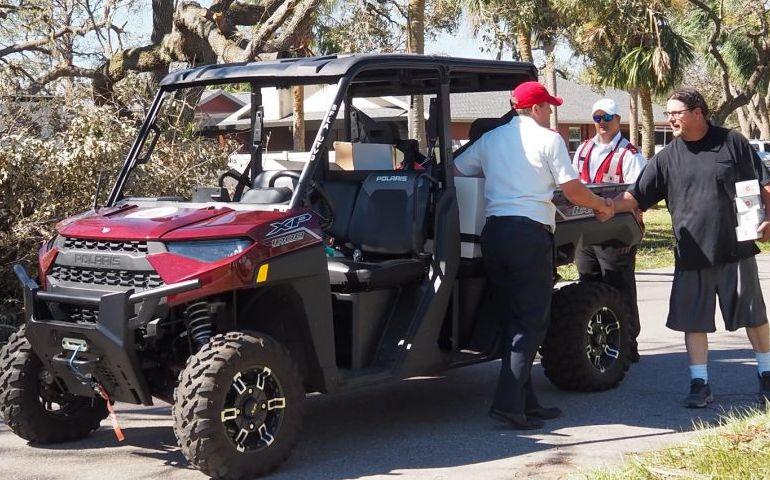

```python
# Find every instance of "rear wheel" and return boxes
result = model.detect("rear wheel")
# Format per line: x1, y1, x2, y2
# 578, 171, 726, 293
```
0, 326, 109, 443
173, 332, 304, 479
541, 282, 632, 391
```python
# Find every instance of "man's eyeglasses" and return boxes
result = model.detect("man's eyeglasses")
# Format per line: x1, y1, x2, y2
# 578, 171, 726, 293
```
592, 113, 616, 123
663, 107, 694, 118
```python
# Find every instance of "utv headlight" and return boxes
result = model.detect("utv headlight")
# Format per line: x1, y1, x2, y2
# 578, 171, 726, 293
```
165, 238, 252, 263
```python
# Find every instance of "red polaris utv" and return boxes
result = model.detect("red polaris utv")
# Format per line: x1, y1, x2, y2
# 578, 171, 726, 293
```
0, 54, 642, 479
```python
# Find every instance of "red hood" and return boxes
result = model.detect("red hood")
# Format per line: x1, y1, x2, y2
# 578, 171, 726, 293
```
57, 205, 285, 240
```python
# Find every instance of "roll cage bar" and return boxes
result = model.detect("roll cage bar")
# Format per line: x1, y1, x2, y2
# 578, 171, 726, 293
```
106, 54, 537, 207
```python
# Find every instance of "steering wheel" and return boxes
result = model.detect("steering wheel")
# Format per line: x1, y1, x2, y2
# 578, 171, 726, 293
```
268, 170, 301, 188
268, 171, 335, 232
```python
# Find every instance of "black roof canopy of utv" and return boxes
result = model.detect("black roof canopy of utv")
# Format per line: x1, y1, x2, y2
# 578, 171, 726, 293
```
159, 54, 538, 95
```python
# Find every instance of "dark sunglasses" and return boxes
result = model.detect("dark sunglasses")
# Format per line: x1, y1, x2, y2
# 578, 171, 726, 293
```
592, 113, 616, 123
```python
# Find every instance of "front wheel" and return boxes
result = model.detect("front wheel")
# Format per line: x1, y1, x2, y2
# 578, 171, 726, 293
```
540, 282, 632, 391
173, 332, 305, 479
0, 326, 109, 443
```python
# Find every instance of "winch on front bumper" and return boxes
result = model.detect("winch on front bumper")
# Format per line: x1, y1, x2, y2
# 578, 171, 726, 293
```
14, 264, 200, 405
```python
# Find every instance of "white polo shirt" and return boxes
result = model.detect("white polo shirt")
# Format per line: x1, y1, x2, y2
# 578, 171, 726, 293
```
454, 116, 578, 230
572, 131, 647, 184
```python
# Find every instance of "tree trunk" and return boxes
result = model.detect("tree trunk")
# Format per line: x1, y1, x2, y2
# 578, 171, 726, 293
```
150, 0, 175, 86
765, 90, 770, 138
290, 19, 313, 152
639, 87, 655, 159
406, 0, 426, 150
753, 95, 770, 139
544, 39, 558, 129
62, 34, 75, 103
516, 26, 533, 64
292, 85, 305, 151
92, 1, 312, 103
628, 89, 639, 146
745, 95, 765, 139
737, 105, 753, 138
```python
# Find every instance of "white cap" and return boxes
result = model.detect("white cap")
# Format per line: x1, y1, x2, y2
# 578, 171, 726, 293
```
592, 98, 618, 116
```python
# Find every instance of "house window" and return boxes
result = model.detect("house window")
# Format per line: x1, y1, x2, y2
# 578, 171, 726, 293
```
655, 127, 673, 147
568, 127, 582, 153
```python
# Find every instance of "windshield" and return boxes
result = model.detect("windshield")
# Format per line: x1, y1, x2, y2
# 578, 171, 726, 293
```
113, 81, 341, 204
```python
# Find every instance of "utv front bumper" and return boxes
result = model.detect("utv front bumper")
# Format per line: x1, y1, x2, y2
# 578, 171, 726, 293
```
14, 264, 199, 405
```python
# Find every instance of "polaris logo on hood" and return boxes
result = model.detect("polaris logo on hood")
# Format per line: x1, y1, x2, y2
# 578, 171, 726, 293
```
376, 175, 408, 182
72, 253, 121, 268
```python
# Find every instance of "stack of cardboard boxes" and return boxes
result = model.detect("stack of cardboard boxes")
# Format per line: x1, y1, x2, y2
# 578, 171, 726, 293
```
735, 180, 766, 241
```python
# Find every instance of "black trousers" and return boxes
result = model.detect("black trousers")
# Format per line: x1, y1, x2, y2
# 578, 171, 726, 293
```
575, 244, 641, 347
481, 216, 553, 414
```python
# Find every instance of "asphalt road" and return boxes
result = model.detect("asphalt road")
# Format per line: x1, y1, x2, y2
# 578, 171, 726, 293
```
3, 256, 770, 480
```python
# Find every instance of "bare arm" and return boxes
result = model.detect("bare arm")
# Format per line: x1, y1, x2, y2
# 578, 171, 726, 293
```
612, 191, 640, 213
560, 179, 614, 221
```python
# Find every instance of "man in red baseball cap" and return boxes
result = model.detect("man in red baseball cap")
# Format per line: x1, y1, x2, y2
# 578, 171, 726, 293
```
454, 80, 614, 430
511, 81, 564, 111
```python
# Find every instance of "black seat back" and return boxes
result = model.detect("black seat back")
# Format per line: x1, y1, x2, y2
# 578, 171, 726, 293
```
323, 180, 360, 240
239, 187, 292, 204
347, 171, 430, 256
469, 110, 516, 142
453, 110, 517, 158
239, 170, 298, 204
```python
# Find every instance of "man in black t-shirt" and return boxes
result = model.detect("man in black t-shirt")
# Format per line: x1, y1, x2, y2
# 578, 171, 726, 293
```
613, 88, 770, 408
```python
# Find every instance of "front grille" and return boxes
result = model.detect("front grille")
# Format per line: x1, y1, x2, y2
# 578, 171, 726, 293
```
50, 265, 164, 289
97, 365, 119, 390
64, 237, 148, 254
67, 305, 98, 323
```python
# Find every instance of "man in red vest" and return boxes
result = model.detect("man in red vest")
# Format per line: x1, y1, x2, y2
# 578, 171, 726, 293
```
572, 98, 647, 362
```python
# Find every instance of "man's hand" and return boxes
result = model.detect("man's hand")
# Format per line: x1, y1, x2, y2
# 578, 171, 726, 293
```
594, 197, 615, 222
757, 220, 770, 242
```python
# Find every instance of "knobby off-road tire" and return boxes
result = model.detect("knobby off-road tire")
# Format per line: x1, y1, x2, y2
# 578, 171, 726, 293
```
0, 326, 109, 443
541, 282, 632, 391
173, 332, 305, 480
0, 323, 17, 348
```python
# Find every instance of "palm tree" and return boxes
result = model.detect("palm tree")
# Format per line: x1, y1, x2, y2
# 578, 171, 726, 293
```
407, 0, 427, 150
615, 30, 694, 157
559, 0, 693, 158
460, 0, 562, 128
461, 0, 554, 63
628, 88, 640, 146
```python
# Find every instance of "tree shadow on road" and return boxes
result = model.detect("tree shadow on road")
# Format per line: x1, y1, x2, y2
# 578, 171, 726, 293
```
8, 346, 762, 480
266, 346, 761, 479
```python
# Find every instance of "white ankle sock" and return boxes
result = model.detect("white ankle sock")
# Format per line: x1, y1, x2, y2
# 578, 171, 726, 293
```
755, 351, 770, 375
689, 364, 708, 383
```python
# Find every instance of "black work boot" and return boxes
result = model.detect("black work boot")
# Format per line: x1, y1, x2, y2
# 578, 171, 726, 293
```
758, 371, 770, 408
525, 405, 562, 420
683, 378, 713, 408
488, 409, 544, 430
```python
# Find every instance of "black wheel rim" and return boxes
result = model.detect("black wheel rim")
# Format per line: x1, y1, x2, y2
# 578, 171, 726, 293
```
585, 307, 622, 373
220, 366, 286, 453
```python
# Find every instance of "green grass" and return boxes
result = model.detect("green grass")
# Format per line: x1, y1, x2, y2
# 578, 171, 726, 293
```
575, 408, 770, 480
635, 206, 677, 271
